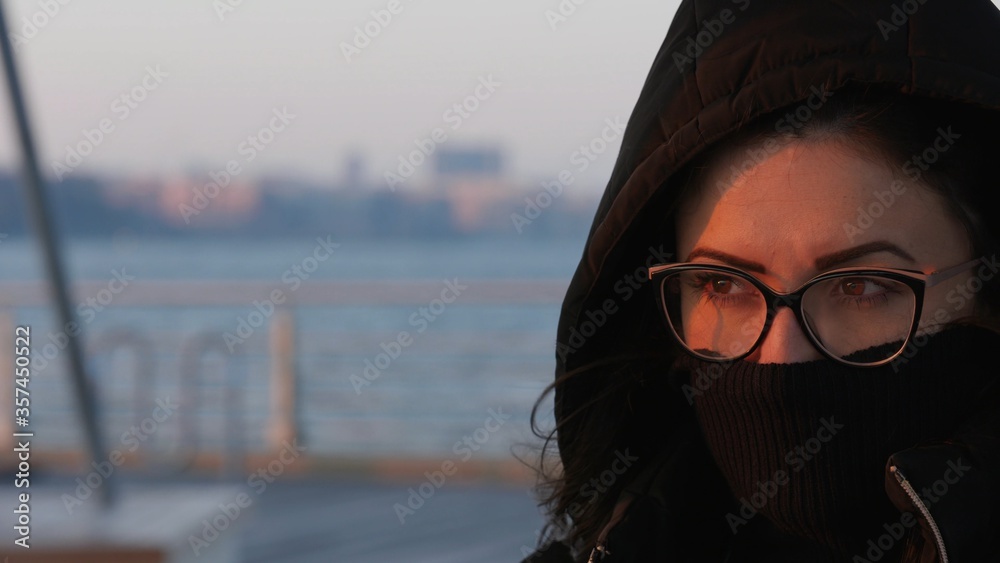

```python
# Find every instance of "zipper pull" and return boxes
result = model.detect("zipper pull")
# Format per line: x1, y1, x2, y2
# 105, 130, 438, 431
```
587, 540, 610, 562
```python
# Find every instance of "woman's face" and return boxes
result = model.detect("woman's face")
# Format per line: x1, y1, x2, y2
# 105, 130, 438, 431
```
676, 137, 976, 364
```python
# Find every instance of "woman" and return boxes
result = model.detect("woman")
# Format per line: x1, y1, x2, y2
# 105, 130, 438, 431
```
523, 0, 1000, 561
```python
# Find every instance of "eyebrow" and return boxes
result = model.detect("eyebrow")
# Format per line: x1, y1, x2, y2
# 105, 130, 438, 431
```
686, 248, 767, 273
813, 241, 916, 271
686, 241, 917, 274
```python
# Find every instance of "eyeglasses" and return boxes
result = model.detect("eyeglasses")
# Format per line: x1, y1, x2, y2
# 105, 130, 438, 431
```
647, 258, 981, 367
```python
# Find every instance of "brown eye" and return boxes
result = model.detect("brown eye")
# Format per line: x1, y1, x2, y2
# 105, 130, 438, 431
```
838, 277, 889, 296
711, 278, 735, 294
840, 278, 865, 296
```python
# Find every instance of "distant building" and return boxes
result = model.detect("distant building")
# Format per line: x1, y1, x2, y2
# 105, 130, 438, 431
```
435, 147, 502, 178
344, 152, 366, 190
433, 146, 512, 232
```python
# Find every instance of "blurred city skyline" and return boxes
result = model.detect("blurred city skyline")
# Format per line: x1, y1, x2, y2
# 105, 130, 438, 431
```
0, 142, 600, 239
0, 0, 683, 195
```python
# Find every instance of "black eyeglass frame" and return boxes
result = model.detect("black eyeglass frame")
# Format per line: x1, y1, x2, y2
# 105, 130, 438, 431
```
647, 258, 981, 367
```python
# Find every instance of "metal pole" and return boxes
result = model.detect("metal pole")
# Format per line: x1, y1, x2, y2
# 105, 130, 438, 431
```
0, 1, 112, 507
267, 308, 298, 452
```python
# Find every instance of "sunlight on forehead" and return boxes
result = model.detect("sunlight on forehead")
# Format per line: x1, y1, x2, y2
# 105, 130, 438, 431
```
676, 138, 968, 286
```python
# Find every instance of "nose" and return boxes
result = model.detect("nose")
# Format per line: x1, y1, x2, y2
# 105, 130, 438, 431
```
749, 307, 824, 364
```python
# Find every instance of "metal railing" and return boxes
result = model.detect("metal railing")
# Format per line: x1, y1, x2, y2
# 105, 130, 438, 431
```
0, 278, 566, 476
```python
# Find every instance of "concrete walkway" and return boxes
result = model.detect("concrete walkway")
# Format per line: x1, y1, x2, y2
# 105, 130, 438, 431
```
0, 478, 547, 563
239, 479, 546, 563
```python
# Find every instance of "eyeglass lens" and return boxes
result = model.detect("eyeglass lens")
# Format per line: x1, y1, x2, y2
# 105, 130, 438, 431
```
661, 270, 917, 364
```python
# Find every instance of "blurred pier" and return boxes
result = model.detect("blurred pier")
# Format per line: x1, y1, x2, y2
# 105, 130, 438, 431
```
0, 277, 562, 560
0, 277, 566, 468
0, 478, 546, 562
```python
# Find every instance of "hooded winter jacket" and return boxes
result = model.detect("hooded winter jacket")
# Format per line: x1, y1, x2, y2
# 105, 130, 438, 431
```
523, 0, 1000, 561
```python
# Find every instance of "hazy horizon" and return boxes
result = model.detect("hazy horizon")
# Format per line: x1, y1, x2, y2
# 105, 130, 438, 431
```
0, 1, 681, 195
4, 1, 998, 195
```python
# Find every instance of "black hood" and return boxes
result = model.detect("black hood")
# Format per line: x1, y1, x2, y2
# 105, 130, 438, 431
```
554, 0, 1000, 460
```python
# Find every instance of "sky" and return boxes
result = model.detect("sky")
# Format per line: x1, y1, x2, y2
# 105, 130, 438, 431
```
2, 1, 999, 195
0, 0, 680, 195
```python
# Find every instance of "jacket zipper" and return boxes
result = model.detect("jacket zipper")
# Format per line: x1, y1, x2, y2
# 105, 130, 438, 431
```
587, 496, 634, 562
587, 541, 609, 562
890, 465, 948, 563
